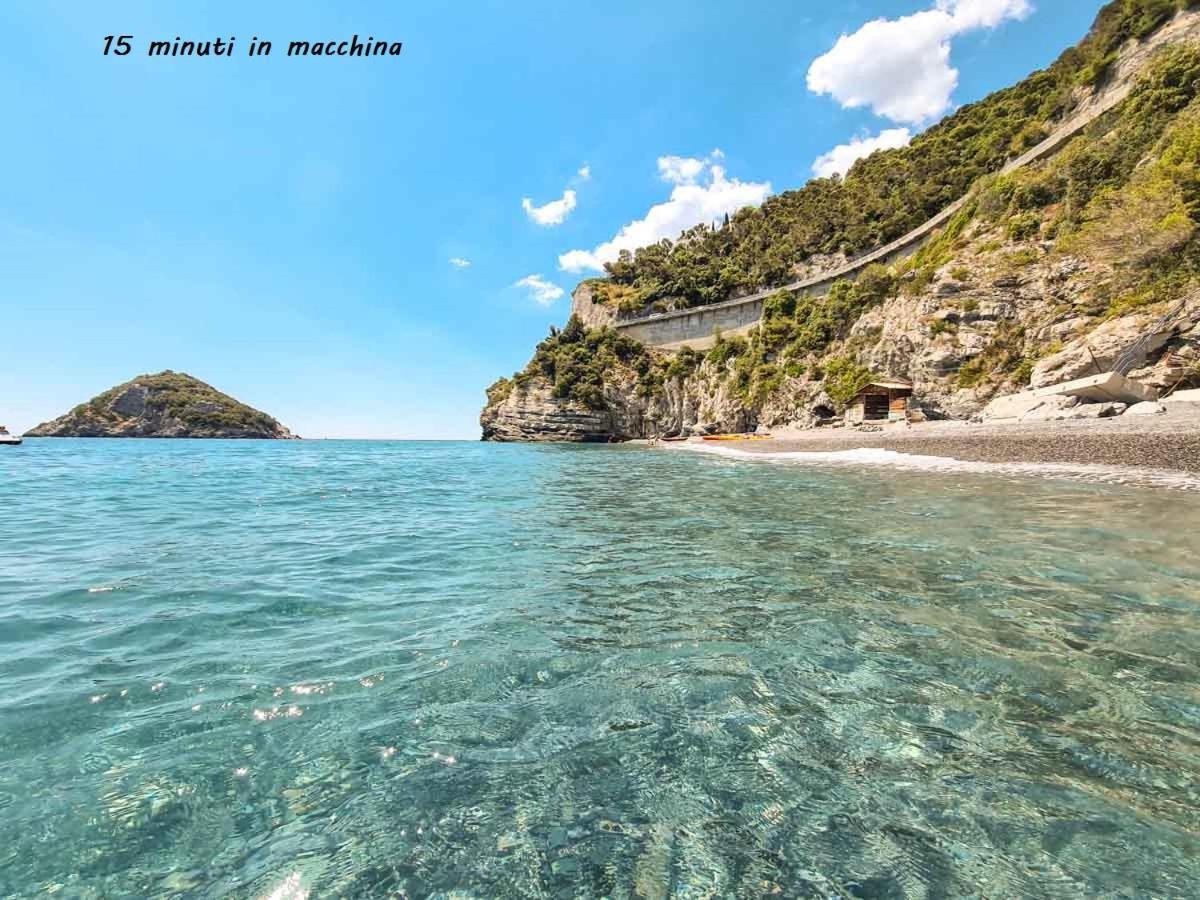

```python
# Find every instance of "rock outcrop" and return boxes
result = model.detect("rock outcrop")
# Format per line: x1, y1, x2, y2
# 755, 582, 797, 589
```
569, 283, 620, 330
26, 371, 297, 439
481, 365, 754, 442
480, 382, 613, 442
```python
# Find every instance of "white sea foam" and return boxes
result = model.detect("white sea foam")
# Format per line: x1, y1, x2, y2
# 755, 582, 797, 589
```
673, 441, 1200, 492
258, 873, 309, 900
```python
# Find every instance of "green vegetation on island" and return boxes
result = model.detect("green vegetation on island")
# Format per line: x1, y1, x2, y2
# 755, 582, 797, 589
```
26, 371, 297, 439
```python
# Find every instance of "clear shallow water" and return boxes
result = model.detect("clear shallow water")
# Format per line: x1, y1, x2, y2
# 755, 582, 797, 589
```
1, 439, 1199, 899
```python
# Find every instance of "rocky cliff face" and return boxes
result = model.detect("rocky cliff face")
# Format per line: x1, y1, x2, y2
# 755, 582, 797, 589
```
26, 371, 297, 439
481, 363, 755, 442
482, 7, 1200, 442
483, 225, 1199, 442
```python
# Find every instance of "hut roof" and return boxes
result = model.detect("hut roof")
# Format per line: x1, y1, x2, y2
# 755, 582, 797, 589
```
859, 378, 913, 392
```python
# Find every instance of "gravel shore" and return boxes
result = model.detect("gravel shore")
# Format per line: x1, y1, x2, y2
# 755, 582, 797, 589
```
675, 406, 1200, 473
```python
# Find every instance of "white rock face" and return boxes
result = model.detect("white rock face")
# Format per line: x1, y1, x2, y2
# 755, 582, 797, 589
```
568, 282, 619, 329
978, 391, 1124, 423
1062, 402, 1126, 419
1124, 401, 1167, 416
1030, 313, 1174, 389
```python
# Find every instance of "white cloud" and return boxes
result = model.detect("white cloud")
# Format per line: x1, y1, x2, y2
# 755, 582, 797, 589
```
448, 256, 471, 268
559, 153, 771, 273
522, 188, 578, 227
812, 127, 913, 177
806, 0, 1032, 125
657, 155, 707, 185
515, 274, 565, 305
577, 164, 591, 180
945, 0, 1033, 29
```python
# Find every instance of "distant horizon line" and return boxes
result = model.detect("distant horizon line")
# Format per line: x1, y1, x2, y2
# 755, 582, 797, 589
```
18, 435, 484, 442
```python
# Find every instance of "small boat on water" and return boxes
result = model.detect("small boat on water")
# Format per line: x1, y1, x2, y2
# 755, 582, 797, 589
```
0, 426, 22, 446
701, 433, 772, 441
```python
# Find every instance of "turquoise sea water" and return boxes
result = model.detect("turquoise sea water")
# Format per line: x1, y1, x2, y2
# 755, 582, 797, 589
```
2, 439, 1199, 898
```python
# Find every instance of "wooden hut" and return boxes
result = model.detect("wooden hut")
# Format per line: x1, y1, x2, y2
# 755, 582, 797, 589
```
845, 378, 914, 424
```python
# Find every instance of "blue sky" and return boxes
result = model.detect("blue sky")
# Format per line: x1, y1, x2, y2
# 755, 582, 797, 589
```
1, 0, 1100, 438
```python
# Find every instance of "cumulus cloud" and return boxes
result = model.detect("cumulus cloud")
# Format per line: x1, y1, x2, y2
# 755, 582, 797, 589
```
515, 274, 565, 305
559, 152, 771, 273
522, 189, 578, 227
812, 127, 913, 177
657, 155, 707, 185
807, 0, 1032, 125
448, 256, 471, 268
577, 164, 591, 180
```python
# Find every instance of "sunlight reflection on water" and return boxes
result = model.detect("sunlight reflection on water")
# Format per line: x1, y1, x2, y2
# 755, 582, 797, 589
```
1, 439, 1198, 897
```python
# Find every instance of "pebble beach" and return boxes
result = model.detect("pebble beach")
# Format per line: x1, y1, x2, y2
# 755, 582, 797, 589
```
670, 406, 1200, 474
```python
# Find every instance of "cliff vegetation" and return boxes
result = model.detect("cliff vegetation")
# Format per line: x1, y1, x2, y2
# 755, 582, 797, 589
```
589, 0, 1200, 316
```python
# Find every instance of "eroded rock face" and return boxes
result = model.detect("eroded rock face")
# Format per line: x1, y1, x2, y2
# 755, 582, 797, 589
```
1031, 312, 1175, 388
480, 383, 613, 442
480, 361, 756, 442
109, 385, 149, 417
569, 283, 619, 330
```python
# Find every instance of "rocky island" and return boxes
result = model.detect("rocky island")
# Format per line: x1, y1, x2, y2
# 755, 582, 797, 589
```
26, 371, 297, 439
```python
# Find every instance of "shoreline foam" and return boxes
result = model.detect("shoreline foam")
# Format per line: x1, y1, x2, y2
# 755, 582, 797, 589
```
668, 438, 1200, 492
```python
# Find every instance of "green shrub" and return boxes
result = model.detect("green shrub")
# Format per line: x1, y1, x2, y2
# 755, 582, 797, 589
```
486, 378, 514, 404
707, 333, 749, 367
821, 357, 875, 407
956, 323, 1029, 387
1003, 248, 1041, 267
518, 315, 665, 410
1007, 212, 1042, 241
1013, 172, 1067, 209
664, 345, 701, 380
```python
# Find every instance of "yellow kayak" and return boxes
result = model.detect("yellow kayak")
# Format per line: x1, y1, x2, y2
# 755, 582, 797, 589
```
701, 433, 772, 441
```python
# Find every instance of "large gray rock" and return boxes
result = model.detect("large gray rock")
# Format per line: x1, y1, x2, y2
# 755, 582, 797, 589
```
569, 282, 619, 329
1062, 401, 1126, 419
978, 392, 1073, 422
1017, 395, 1083, 422
1124, 401, 1167, 416
977, 392, 1124, 423
480, 359, 757, 442
109, 385, 149, 417
1030, 311, 1176, 389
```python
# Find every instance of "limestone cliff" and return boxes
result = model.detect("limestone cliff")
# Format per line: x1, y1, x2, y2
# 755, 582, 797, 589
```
482, 2, 1200, 441
26, 371, 297, 439
480, 357, 755, 442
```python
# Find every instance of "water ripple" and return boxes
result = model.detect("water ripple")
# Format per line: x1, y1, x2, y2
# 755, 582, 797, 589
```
1, 439, 1199, 897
